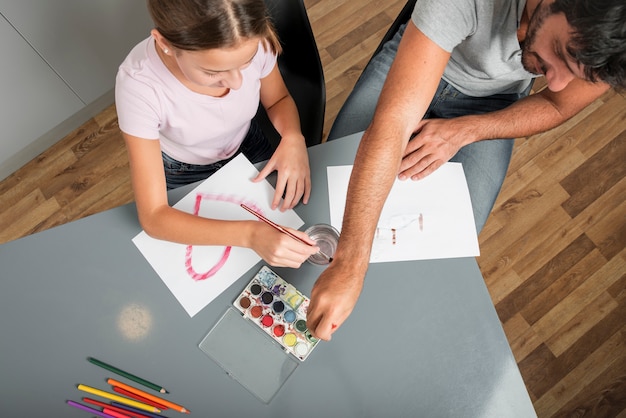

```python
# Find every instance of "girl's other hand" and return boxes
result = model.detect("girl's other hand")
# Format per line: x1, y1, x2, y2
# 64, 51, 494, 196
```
253, 132, 311, 211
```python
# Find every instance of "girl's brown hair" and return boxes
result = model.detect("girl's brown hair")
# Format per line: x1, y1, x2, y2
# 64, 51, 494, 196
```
147, 0, 281, 54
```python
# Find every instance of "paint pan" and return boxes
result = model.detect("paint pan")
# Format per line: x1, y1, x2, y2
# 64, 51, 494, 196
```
232, 266, 319, 361
199, 266, 319, 404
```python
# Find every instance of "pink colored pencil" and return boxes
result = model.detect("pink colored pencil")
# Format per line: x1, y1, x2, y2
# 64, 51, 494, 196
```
104, 407, 133, 418
66, 400, 116, 418
83, 398, 152, 418
240, 204, 310, 244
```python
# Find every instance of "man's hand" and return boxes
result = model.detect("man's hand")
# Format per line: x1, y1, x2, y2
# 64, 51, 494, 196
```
399, 117, 472, 181
306, 258, 365, 341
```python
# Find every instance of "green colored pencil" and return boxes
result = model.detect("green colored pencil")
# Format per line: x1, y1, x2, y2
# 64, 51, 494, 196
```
87, 357, 168, 394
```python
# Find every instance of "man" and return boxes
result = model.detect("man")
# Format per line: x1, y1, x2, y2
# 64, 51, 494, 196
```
306, 0, 625, 341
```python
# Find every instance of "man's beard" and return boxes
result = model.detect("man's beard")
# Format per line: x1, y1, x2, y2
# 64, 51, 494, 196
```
520, 41, 540, 75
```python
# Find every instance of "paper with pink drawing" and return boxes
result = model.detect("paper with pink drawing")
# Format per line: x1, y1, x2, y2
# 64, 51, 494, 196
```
132, 154, 304, 317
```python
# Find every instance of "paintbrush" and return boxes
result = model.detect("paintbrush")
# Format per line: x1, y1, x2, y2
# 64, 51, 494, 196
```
240, 203, 333, 262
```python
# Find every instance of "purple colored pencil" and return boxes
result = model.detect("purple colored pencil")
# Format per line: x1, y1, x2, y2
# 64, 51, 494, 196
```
111, 401, 169, 418
66, 400, 117, 418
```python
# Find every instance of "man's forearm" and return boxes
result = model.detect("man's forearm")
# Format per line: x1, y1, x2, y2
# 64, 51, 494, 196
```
333, 125, 408, 273
462, 81, 610, 143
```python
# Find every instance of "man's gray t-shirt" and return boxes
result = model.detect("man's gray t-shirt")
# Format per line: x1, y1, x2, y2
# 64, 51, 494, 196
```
412, 0, 538, 96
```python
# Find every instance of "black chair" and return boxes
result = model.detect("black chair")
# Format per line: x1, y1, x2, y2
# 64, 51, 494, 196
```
254, 0, 326, 148
369, 0, 416, 63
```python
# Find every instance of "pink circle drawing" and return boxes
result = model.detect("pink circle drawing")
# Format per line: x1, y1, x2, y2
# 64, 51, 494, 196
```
185, 193, 263, 281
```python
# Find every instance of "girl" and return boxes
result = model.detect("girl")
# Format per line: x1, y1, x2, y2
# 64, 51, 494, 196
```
115, 0, 319, 267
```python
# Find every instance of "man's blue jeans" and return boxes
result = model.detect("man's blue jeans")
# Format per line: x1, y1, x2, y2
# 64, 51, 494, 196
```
328, 24, 531, 233
162, 120, 273, 190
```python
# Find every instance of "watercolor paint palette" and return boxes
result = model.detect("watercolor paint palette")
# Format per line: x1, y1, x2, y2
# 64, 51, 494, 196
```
232, 266, 319, 361
199, 266, 318, 403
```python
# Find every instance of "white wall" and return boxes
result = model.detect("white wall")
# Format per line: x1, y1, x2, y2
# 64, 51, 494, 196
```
0, 0, 153, 181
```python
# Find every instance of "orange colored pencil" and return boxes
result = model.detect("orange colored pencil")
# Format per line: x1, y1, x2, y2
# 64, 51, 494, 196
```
107, 378, 190, 414
112, 386, 168, 410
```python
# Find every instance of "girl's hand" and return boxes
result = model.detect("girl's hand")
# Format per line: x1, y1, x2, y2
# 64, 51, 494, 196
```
253, 132, 311, 211
249, 222, 319, 267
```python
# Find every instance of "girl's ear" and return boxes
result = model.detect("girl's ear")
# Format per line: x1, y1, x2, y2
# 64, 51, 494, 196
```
151, 29, 172, 55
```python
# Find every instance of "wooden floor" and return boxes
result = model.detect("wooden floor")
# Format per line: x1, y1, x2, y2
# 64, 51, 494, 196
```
1, 0, 624, 416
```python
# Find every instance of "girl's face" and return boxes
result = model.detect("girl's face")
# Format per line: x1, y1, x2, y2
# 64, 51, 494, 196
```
154, 31, 260, 92
174, 38, 259, 90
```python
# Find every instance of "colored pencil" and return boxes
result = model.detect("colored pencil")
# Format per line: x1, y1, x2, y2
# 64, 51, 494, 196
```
108, 378, 190, 414
66, 400, 117, 418
111, 402, 170, 418
83, 398, 152, 418
240, 203, 333, 261
103, 407, 132, 418
88, 357, 168, 394
77, 384, 161, 413
112, 386, 168, 410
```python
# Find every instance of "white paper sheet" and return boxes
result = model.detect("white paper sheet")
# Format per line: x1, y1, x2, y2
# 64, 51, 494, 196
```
327, 163, 479, 263
132, 154, 304, 317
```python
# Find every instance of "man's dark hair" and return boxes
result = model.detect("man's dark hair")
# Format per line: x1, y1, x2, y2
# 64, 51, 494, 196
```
551, 0, 626, 91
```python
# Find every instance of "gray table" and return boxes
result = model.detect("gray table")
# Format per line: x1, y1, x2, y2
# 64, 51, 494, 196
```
0, 133, 536, 417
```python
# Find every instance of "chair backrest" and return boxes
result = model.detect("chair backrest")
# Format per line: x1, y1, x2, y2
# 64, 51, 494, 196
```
369, 0, 416, 61
254, 0, 326, 148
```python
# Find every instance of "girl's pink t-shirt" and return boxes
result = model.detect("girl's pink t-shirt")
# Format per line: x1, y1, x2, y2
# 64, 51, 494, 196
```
115, 37, 276, 165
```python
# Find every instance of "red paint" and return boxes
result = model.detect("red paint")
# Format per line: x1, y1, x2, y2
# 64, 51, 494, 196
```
261, 314, 274, 327
273, 324, 285, 337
